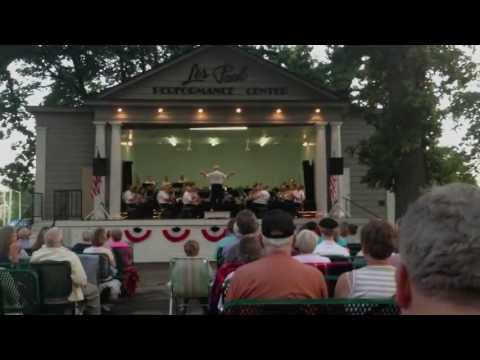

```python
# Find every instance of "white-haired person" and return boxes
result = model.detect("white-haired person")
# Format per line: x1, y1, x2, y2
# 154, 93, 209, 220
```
335, 219, 396, 299
293, 230, 331, 265
225, 210, 328, 301
30, 227, 101, 315
397, 183, 480, 315
72, 230, 93, 254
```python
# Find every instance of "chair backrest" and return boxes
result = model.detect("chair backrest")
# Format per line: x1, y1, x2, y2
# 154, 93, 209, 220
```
0, 269, 23, 314
78, 254, 100, 286
169, 258, 211, 299
327, 255, 352, 263
325, 262, 353, 278
8, 269, 41, 314
87, 253, 112, 281
31, 261, 72, 304
304, 263, 328, 274
353, 257, 367, 269
223, 299, 400, 315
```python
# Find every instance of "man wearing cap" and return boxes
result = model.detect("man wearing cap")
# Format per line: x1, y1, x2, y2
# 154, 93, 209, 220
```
314, 218, 350, 257
225, 210, 328, 301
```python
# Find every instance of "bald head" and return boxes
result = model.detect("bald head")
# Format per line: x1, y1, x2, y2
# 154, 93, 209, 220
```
45, 227, 63, 248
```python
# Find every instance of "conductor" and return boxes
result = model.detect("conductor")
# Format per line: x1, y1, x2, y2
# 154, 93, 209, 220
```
201, 164, 235, 211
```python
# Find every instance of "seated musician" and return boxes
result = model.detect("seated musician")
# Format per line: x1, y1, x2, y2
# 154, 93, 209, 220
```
181, 183, 201, 218
157, 184, 174, 208
292, 185, 306, 209
123, 185, 138, 206
247, 184, 270, 217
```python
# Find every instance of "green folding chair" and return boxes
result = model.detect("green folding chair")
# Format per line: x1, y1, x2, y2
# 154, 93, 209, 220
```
168, 258, 212, 315
0, 269, 23, 315
8, 269, 41, 315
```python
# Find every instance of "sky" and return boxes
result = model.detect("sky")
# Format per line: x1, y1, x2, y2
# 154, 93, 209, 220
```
0, 45, 478, 174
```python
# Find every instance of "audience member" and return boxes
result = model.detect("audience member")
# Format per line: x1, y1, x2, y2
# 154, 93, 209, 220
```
84, 228, 122, 302
17, 227, 32, 251
225, 210, 328, 301
31, 227, 49, 253
222, 210, 259, 260
72, 231, 93, 254
335, 220, 396, 299
214, 219, 237, 259
184, 239, 200, 257
397, 183, 480, 315
108, 229, 130, 249
294, 230, 331, 265
314, 218, 350, 257
30, 227, 101, 314
0, 226, 25, 264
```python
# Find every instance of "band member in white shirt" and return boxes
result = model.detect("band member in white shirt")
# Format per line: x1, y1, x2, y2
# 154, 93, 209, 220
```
157, 185, 173, 206
247, 183, 270, 218
200, 165, 235, 210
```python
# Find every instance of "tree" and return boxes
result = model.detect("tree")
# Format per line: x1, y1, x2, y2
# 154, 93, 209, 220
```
329, 45, 478, 217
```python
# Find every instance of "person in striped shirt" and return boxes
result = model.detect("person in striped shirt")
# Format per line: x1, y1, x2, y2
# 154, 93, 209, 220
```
334, 220, 396, 299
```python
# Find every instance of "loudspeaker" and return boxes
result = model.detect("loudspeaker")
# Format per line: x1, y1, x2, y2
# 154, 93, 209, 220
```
303, 160, 315, 203
93, 158, 108, 177
122, 161, 133, 192
329, 158, 344, 175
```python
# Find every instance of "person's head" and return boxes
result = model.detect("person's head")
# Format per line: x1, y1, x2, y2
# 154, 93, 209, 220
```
81, 230, 92, 244
184, 240, 200, 257
213, 164, 220, 171
32, 227, 49, 252
234, 210, 259, 237
261, 210, 296, 254
319, 218, 338, 239
360, 220, 394, 261
110, 229, 123, 242
44, 227, 63, 248
339, 222, 350, 237
17, 227, 31, 240
295, 230, 318, 255
92, 228, 108, 247
397, 183, 480, 315
348, 224, 359, 237
0, 226, 16, 258
300, 221, 320, 234
238, 234, 263, 263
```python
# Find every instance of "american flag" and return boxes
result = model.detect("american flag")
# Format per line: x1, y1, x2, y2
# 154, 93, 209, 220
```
329, 175, 338, 205
91, 176, 102, 199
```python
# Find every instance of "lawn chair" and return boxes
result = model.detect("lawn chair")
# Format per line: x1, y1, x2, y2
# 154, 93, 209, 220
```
325, 261, 353, 297
169, 258, 211, 315
31, 261, 75, 315
0, 268, 23, 315
78, 254, 101, 286
223, 298, 399, 315
8, 269, 41, 315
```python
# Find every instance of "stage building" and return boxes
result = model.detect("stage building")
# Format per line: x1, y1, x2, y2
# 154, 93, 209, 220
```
28, 45, 395, 262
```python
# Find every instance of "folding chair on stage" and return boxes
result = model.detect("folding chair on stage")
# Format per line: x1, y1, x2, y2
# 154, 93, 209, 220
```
168, 258, 211, 315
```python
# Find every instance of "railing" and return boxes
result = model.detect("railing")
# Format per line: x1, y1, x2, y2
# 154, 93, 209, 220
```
341, 196, 384, 220
53, 190, 82, 221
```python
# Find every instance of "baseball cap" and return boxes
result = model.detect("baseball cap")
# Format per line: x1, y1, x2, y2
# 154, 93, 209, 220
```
262, 209, 296, 239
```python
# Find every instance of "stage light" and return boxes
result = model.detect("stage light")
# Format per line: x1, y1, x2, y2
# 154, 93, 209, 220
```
315, 108, 321, 114
276, 108, 282, 114
117, 108, 123, 113
158, 108, 164, 113
236, 108, 242, 114
259, 136, 272, 147
167, 137, 178, 147
189, 127, 248, 131
198, 108, 204, 114
209, 137, 220, 147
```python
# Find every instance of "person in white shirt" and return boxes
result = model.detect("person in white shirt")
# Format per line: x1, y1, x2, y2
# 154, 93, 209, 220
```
294, 230, 331, 265
248, 184, 271, 218
182, 185, 195, 206
201, 165, 235, 210
84, 228, 122, 301
30, 227, 101, 315
157, 184, 173, 206
314, 218, 350, 257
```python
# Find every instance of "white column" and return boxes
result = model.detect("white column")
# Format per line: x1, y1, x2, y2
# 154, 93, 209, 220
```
109, 122, 123, 219
314, 122, 328, 216
34, 126, 47, 196
386, 191, 396, 225
330, 122, 344, 216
